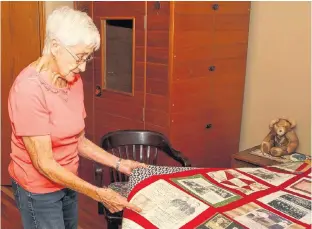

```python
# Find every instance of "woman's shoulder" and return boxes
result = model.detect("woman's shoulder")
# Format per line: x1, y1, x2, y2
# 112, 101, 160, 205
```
10, 65, 47, 102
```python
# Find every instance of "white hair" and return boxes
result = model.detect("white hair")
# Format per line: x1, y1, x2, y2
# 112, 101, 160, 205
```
42, 6, 100, 55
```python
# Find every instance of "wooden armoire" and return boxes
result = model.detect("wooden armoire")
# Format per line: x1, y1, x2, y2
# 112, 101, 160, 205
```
74, 1, 250, 172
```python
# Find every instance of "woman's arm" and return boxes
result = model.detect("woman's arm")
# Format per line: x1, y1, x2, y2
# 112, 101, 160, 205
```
22, 135, 141, 213
77, 131, 148, 175
77, 131, 120, 169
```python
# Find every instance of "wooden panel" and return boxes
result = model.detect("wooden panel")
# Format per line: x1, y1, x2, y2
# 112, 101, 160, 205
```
135, 62, 145, 77
1, 1, 43, 185
172, 58, 215, 80
172, 125, 240, 168
145, 110, 170, 128
135, 77, 144, 92
174, 31, 214, 49
136, 47, 145, 62
136, 30, 145, 47
146, 78, 168, 96
93, 1, 145, 17
145, 123, 169, 138
213, 43, 248, 59
174, 2, 215, 15
95, 98, 143, 121
95, 113, 144, 131
74, 1, 92, 17
147, 14, 170, 31
171, 85, 213, 114
170, 112, 213, 140
174, 14, 214, 31
94, 90, 144, 107
174, 45, 214, 62
215, 14, 250, 31
147, 31, 169, 47
170, 132, 216, 167
134, 62, 145, 92
146, 47, 169, 64
145, 94, 169, 113
214, 30, 249, 45
172, 76, 212, 97
214, 1, 251, 15
146, 63, 168, 81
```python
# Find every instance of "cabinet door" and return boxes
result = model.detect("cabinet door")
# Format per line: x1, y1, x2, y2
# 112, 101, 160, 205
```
171, 2, 250, 168
144, 2, 171, 138
92, 2, 146, 141
171, 1, 216, 168
209, 1, 251, 167
1, 2, 44, 185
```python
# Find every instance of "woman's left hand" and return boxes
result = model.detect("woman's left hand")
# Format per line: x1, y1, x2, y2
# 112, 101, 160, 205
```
117, 159, 148, 176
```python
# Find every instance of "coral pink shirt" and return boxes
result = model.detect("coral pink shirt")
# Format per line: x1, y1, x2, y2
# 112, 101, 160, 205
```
8, 65, 86, 193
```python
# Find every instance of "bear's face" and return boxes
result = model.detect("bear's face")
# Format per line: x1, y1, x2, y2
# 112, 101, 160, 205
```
273, 119, 292, 137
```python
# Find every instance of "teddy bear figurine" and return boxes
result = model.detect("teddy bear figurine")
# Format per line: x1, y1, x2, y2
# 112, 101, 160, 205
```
260, 118, 299, 157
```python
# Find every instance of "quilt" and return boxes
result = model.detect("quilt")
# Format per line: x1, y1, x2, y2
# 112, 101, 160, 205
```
120, 161, 312, 229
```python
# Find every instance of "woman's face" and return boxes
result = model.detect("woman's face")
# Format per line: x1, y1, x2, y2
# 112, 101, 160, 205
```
52, 41, 94, 83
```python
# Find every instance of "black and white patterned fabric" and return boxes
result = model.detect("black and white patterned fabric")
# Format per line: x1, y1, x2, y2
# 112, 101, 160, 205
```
109, 165, 196, 198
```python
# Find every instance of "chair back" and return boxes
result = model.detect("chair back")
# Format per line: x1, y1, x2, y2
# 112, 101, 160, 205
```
99, 130, 189, 183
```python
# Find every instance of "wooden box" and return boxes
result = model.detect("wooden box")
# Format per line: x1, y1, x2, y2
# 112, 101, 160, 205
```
74, 1, 251, 169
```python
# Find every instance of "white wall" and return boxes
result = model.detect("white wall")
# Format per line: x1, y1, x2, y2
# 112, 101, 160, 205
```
239, 2, 311, 155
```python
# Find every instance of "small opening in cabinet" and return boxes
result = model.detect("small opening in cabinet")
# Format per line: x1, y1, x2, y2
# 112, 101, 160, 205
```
101, 18, 135, 95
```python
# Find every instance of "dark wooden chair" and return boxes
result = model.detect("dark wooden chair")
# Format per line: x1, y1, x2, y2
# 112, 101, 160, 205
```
94, 130, 191, 229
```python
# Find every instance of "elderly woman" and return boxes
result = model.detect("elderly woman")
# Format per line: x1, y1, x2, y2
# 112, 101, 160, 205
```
8, 6, 146, 229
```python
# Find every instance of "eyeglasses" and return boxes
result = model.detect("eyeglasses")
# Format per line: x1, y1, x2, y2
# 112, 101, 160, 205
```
63, 45, 94, 65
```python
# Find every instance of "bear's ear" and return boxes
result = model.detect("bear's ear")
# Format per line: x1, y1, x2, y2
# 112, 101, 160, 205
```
287, 119, 296, 129
269, 118, 280, 129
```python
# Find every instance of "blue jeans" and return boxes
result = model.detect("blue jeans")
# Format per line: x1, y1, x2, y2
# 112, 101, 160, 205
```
11, 179, 78, 229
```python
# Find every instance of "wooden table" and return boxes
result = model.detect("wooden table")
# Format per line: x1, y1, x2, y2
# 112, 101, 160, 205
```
231, 145, 283, 168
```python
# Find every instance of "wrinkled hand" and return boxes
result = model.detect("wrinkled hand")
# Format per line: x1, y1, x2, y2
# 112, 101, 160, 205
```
96, 187, 142, 213
118, 159, 148, 176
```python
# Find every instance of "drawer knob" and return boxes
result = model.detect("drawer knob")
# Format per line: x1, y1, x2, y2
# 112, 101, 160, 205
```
206, 124, 212, 129
95, 85, 102, 97
208, 66, 216, 72
212, 4, 219, 10
154, 1, 161, 10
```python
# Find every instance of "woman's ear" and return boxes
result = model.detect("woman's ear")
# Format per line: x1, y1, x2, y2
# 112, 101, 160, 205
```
50, 39, 60, 57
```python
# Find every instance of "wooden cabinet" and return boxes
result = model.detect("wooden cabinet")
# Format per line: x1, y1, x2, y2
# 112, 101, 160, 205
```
75, 1, 251, 169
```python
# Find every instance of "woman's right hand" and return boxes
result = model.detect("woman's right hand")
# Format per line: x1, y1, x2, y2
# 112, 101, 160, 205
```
95, 187, 142, 214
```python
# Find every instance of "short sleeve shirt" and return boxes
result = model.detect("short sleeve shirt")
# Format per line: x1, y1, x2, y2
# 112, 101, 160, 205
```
8, 65, 86, 193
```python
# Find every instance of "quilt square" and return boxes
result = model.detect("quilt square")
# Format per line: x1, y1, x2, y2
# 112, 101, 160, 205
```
171, 174, 241, 207
207, 169, 269, 195
195, 213, 245, 229
285, 177, 311, 198
258, 191, 312, 225
224, 202, 305, 229
129, 179, 208, 229
237, 168, 295, 186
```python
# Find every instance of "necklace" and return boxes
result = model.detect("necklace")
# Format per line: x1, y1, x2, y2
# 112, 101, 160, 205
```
36, 72, 70, 102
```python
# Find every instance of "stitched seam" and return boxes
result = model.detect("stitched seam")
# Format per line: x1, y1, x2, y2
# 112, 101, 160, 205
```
15, 182, 22, 210
27, 193, 39, 229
